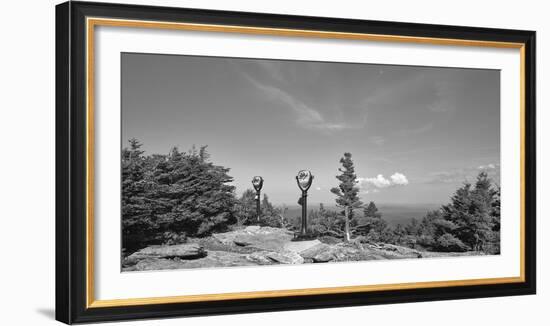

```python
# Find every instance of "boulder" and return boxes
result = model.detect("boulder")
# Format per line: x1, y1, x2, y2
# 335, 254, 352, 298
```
131, 251, 261, 271
122, 227, 482, 272
125, 243, 206, 265
300, 243, 386, 262
299, 243, 333, 261
176, 251, 259, 268
365, 243, 422, 259
212, 226, 294, 252
247, 250, 304, 264
266, 251, 304, 264
132, 258, 188, 271
283, 239, 322, 253
246, 251, 275, 265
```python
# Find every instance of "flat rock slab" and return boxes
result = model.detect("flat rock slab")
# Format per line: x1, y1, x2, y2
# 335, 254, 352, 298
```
283, 240, 322, 253
213, 226, 294, 252
247, 250, 304, 265
300, 243, 386, 262
131, 251, 262, 271
300, 243, 333, 261
365, 243, 422, 259
125, 243, 206, 265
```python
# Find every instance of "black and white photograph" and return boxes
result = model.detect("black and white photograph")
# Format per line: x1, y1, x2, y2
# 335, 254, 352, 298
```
121, 53, 501, 272
1, 0, 544, 324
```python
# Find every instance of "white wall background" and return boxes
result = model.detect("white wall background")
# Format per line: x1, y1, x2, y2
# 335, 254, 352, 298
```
0, 0, 546, 325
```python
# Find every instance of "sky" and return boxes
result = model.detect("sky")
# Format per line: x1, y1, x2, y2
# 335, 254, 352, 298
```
121, 53, 500, 206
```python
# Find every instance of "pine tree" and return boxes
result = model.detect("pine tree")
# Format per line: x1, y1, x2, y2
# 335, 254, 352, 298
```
330, 152, 363, 242
470, 172, 497, 251
393, 224, 407, 245
259, 193, 282, 227
441, 172, 496, 252
235, 189, 257, 225
153, 146, 237, 236
261, 194, 275, 213
363, 201, 382, 218
122, 143, 238, 252
309, 203, 343, 237
122, 139, 155, 252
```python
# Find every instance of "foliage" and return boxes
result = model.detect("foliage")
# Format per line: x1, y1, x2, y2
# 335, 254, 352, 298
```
330, 152, 363, 241
391, 172, 500, 253
308, 203, 345, 236
122, 141, 501, 256
433, 233, 469, 252
234, 189, 257, 225
363, 201, 382, 218
121, 138, 156, 252
234, 191, 286, 227
160, 231, 188, 246
260, 194, 286, 227
440, 172, 499, 252
121, 140, 237, 252
353, 172, 500, 254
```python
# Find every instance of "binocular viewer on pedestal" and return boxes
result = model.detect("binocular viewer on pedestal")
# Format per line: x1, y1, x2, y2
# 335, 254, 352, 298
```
251, 170, 314, 240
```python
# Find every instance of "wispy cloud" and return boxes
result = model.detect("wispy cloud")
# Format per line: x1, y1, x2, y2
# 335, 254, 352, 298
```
395, 122, 434, 136
235, 62, 365, 132
426, 163, 500, 185
358, 172, 409, 194
369, 136, 386, 146
428, 81, 456, 113
478, 163, 496, 170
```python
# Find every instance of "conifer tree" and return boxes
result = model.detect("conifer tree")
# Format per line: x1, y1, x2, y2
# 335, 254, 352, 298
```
330, 152, 363, 242
440, 172, 496, 252
121, 142, 238, 253
122, 139, 154, 252
235, 189, 257, 225
363, 201, 382, 218
152, 146, 237, 236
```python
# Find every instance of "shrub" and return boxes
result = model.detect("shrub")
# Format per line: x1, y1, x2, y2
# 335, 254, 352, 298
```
160, 231, 187, 246
434, 233, 469, 252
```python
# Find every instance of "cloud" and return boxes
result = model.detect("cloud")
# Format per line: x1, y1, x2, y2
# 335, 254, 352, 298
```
427, 163, 500, 184
358, 172, 409, 193
390, 172, 409, 185
235, 62, 365, 132
396, 122, 434, 136
369, 136, 386, 146
478, 163, 496, 170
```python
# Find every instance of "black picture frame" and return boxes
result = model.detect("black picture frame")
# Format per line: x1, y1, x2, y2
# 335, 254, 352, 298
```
56, 1, 536, 324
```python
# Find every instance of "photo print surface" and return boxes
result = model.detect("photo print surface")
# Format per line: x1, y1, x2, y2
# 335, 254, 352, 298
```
121, 53, 501, 272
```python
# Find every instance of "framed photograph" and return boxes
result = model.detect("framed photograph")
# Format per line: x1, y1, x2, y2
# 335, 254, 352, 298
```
56, 1, 536, 324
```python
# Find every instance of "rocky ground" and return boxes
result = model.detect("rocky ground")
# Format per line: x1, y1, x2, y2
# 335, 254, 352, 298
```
122, 226, 482, 272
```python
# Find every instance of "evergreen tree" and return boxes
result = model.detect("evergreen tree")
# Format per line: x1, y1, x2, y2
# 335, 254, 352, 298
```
330, 152, 363, 242
470, 172, 497, 251
122, 143, 238, 253
309, 203, 344, 237
261, 194, 275, 213
354, 201, 387, 241
121, 139, 155, 252
393, 224, 407, 245
363, 201, 382, 218
235, 189, 257, 225
153, 146, 237, 236
260, 194, 283, 227
439, 172, 497, 252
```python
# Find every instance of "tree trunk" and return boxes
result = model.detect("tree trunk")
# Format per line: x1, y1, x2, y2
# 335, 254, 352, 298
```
344, 207, 351, 242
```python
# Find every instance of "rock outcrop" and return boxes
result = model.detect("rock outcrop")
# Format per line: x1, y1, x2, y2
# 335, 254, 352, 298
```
122, 226, 477, 272
212, 226, 294, 251
124, 243, 206, 265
